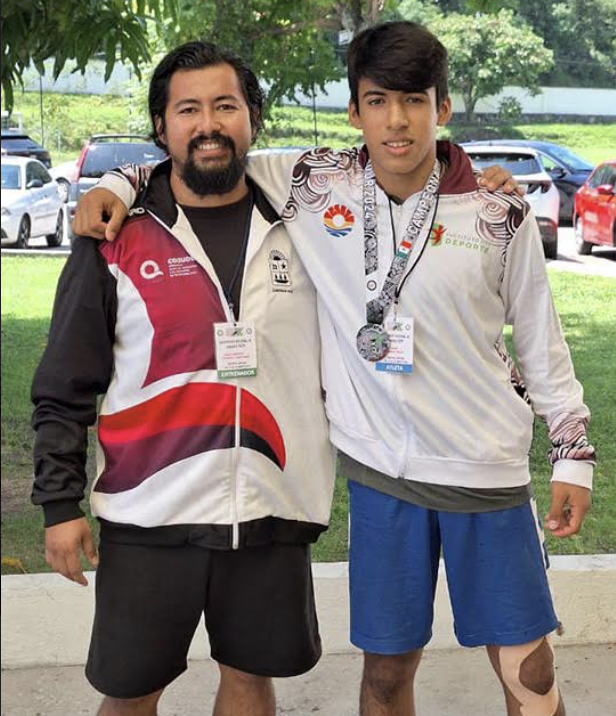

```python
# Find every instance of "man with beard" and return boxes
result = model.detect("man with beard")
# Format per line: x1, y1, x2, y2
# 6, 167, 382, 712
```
31, 42, 335, 716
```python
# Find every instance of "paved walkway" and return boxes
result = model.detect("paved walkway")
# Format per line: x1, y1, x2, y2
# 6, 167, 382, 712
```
2, 644, 615, 715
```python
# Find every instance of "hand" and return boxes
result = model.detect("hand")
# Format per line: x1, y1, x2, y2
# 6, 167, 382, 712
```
478, 165, 524, 196
545, 482, 591, 538
72, 188, 128, 241
45, 517, 99, 586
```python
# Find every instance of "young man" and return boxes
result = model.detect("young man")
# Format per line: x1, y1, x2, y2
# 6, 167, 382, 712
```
73, 23, 594, 716
32, 42, 335, 716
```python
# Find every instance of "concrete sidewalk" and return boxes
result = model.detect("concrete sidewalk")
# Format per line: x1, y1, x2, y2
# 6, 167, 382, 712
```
2, 644, 615, 715
2, 556, 615, 714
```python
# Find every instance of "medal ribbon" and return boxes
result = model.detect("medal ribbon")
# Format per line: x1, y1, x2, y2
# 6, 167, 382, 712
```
363, 159, 440, 326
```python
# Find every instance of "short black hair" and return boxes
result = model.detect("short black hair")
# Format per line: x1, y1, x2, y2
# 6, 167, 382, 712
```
148, 41, 264, 151
347, 21, 448, 110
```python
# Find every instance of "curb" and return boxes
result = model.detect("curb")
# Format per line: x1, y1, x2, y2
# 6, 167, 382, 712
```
2, 555, 615, 669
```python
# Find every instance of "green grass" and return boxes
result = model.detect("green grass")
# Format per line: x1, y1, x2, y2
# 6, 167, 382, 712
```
1, 254, 615, 574
3, 90, 616, 166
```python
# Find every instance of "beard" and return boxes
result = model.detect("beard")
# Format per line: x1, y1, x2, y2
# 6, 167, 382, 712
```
180, 133, 248, 196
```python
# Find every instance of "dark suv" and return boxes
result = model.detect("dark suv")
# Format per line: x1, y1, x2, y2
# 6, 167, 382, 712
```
67, 135, 166, 242
1, 130, 52, 167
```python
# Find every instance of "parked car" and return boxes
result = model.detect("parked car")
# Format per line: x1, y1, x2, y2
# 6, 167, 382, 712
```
1, 156, 64, 248
49, 159, 79, 203
572, 159, 616, 255
464, 140, 593, 223
67, 135, 166, 242
461, 143, 560, 259
1, 130, 52, 168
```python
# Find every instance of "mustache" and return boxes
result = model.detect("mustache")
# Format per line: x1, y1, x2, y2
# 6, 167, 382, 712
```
187, 133, 236, 155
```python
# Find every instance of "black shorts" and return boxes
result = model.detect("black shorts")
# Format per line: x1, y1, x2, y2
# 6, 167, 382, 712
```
85, 538, 321, 699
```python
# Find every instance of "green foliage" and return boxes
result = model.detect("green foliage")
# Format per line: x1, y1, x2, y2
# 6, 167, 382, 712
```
497, 96, 523, 123
155, 0, 345, 109
517, 0, 616, 88
430, 10, 553, 121
1, 0, 179, 111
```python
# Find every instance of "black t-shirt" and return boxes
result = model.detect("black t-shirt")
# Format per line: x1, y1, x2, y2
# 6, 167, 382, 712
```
181, 190, 253, 317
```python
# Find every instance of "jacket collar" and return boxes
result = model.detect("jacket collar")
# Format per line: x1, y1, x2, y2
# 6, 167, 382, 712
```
357, 140, 477, 197
136, 158, 281, 229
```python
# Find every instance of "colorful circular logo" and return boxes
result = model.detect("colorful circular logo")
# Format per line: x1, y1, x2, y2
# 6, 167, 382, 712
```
323, 204, 355, 237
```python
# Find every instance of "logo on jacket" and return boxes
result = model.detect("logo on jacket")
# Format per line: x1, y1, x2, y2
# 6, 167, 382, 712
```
140, 259, 164, 280
323, 204, 355, 237
269, 250, 293, 293
430, 223, 447, 246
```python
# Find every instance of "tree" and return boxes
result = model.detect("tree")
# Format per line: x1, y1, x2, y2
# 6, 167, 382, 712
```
430, 10, 553, 121
516, 0, 616, 88
1, 0, 178, 110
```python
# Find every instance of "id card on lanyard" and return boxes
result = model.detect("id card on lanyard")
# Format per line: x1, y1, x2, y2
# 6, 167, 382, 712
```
356, 159, 440, 374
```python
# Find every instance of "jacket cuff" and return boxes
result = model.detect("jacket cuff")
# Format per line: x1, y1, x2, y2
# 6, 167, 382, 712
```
97, 173, 135, 209
43, 501, 86, 528
550, 459, 594, 490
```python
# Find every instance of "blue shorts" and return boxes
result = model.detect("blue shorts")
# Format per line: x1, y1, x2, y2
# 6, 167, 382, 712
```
348, 481, 559, 654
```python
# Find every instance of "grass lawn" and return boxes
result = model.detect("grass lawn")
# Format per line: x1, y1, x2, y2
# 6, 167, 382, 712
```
1, 257, 614, 574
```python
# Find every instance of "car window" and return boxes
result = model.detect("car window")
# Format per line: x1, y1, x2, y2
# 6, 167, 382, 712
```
30, 162, 52, 184
537, 153, 559, 172
601, 166, 616, 187
25, 162, 38, 185
80, 142, 166, 179
1, 164, 21, 189
542, 145, 593, 172
588, 166, 609, 188
467, 153, 541, 175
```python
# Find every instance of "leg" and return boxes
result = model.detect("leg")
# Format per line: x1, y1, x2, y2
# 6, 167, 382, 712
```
97, 690, 163, 716
360, 650, 423, 716
213, 664, 275, 716
487, 637, 565, 716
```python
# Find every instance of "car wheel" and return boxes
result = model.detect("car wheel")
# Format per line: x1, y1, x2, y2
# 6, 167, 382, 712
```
15, 216, 30, 249
56, 178, 70, 203
574, 217, 592, 255
544, 239, 558, 260
46, 210, 64, 247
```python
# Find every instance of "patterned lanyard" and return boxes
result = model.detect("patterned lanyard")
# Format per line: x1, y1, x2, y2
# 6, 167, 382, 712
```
356, 159, 440, 362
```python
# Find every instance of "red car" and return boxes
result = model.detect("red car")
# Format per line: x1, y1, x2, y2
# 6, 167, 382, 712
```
573, 159, 616, 254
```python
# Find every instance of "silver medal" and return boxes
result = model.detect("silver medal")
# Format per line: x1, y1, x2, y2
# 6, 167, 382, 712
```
356, 324, 391, 362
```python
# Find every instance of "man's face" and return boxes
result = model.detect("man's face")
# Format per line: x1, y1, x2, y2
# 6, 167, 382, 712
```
157, 64, 254, 197
349, 79, 451, 198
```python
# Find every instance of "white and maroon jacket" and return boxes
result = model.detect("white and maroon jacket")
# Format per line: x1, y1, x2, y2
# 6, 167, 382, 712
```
97, 143, 595, 496
32, 162, 335, 548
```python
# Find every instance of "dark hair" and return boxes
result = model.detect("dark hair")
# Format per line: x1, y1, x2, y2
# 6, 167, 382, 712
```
148, 41, 264, 150
347, 21, 448, 111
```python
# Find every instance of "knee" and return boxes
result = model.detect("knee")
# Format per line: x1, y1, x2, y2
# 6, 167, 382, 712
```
218, 664, 272, 692
517, 639, 556, 695
363, 650, 422, 702
100, 690, 162, 715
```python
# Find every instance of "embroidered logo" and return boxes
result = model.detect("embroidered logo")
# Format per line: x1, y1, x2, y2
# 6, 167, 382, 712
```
139, 260, 164, 280
430, 223, 447, 246
269, 250, 293, 293
323, 204, 355, 237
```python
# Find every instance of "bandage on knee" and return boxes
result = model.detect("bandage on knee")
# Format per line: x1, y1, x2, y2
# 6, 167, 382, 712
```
498, 637, 561, 716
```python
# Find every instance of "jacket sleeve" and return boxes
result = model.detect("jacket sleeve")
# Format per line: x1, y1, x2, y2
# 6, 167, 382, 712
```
95, 163, 152, 209
31, 238, 117, 526
500, 213, 595, 489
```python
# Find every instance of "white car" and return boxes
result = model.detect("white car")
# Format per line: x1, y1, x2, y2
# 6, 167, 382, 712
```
461, 143, 561, 259
49, 159, 79, 203
1, 155, 64, 248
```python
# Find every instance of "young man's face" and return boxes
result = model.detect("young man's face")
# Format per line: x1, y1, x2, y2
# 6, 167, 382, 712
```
349, 79, 451, 200
156, 63, 255, 200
